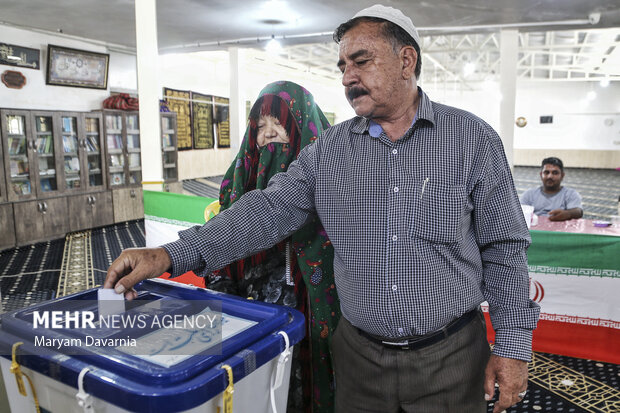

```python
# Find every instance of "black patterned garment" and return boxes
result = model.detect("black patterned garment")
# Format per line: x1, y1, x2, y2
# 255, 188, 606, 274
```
165, 87, 540, 362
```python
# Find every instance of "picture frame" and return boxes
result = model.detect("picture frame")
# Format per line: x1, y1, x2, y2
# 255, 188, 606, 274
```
163, 87, 193, 150
190, 92, 214, 149
0, 43, 40, 69
46, 45, 109, 89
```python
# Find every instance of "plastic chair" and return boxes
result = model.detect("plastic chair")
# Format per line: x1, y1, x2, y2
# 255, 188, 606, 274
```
204, 200, 221, 222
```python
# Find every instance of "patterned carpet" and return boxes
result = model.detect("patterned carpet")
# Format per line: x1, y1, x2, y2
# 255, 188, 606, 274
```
0, 166, 619, 412
0, 220, 145, 313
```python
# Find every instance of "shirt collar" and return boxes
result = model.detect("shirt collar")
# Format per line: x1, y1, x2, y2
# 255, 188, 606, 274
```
351, 86, 436, 136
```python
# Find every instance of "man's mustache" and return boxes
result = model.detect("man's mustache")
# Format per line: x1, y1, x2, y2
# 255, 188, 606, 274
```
347, 87, 369, 101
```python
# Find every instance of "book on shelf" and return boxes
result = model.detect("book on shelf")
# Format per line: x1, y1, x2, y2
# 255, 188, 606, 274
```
12, 181, 31, 196
106, 134, 123, 149
87, 136, 100, 152
105, 115, 122, 130
109, 154, 123, 167
65, 178, 81, 189
63, 136, 78, 153
40, 178, 54, 192
9, 160, 18, 176
62, 117, 74, 133
85, 118, 98, 133
163, 134, 173, 147
36, 137, 45, 153
36, 136, 53, 154
8, 137, 25, 155
126, 116, 138, 130
64, 157, 80, 173
129, 172, 141, 184
87, 160, 101, 170
12, 159, 29, 175
128, 153, 141, 168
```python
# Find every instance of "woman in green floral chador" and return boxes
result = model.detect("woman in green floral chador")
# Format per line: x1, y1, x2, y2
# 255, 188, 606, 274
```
208, 81, 340, 412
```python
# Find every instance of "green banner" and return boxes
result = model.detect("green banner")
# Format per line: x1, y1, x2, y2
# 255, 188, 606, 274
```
528, 230, 620, 278
143, 190, 217, 224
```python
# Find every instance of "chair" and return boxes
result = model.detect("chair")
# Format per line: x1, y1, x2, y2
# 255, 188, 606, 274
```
204, 200, 221, 222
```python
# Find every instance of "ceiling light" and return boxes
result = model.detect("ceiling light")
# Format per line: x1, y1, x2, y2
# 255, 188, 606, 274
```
265, 36, 283, 55
586, 91, 597, 101
259, 0, 298, 23
463, 63, 476, 77
599, 78, 610, 88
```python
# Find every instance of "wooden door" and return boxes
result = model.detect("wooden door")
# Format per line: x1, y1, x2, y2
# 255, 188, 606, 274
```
0, 203, 15, 250
112, 187, 144, 223
68, 191, 114, 232
13, 197, 68, 245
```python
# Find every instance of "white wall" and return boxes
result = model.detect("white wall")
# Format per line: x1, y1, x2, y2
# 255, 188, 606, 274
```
421, 80, 502, 130
0, 25, 131, 111
420, 79, 620, 168
514, 81, 620, 151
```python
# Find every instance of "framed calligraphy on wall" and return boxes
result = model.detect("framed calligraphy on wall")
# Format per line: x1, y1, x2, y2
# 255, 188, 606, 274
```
191, 92, 214, 149
0, 43, 40, 69
163, 88, 192, 150
46, 45, 109, 89
214, 96, 230, 148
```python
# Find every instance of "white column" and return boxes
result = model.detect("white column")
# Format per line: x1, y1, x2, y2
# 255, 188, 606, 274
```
228, 47, 243, 158
499, 29, 519, 168
135, 0, 163, 191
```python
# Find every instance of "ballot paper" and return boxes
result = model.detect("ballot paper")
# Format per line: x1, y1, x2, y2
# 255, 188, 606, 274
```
97, 288, 125, 318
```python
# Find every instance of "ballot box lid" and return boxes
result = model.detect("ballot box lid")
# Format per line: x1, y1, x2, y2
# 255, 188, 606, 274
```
0, 279, 305, 412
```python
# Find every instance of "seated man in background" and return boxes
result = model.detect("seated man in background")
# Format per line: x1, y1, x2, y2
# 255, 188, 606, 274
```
520, 157, 583, 221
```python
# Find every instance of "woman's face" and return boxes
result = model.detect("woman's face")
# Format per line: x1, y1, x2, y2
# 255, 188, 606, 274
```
256, 115, 289, 147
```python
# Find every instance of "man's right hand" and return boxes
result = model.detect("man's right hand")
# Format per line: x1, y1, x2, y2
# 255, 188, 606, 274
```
104, 247, 172, 299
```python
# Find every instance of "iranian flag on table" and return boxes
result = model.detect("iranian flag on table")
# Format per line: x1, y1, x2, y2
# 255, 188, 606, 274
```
484, 231, 620, 364
143, 190, 218, 287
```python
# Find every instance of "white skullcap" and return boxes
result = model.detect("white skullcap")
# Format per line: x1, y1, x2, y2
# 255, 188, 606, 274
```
353, 4, 421, 47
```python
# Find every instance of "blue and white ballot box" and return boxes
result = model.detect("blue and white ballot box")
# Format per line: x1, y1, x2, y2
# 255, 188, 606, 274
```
0, 279, 305, 413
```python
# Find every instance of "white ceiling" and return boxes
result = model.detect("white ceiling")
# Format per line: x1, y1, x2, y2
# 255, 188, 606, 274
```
1, 0, 619, 84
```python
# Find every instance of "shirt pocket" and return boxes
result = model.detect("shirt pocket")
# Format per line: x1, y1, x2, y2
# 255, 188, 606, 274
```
410, 180, 467, 244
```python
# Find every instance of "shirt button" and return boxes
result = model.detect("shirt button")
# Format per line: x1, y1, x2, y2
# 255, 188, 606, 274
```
398, 327, 404, 334
394, 187, 399, 193
392, 285, 398, 291
392, 149, 398, 155
392, 235, 398, 241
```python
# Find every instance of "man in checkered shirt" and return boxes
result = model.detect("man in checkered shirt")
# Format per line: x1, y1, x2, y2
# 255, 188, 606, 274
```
106, 5, 540, 413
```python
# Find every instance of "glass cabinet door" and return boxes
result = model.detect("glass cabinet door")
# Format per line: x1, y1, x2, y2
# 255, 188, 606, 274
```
126, 113, 141, 185
61, 116, 81, 190
33, 114, 60, 196
3, 113, 34, 200
161, 114, 177, 181
105, 113, 125, 186
84, 114, 104, 189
